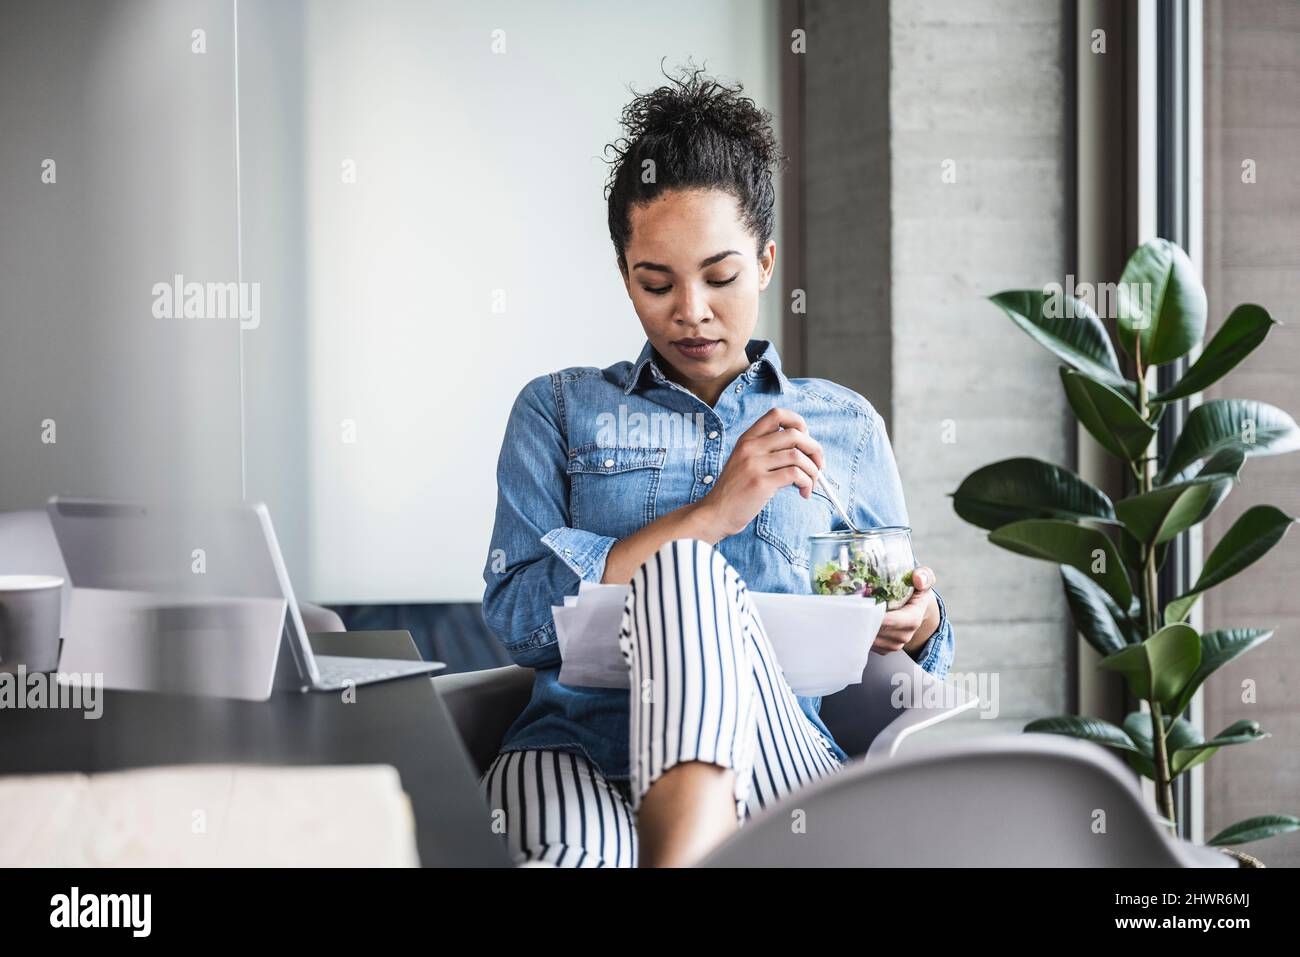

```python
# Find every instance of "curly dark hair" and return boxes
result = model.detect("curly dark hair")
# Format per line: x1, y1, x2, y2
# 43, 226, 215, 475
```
603, 58, 787, 276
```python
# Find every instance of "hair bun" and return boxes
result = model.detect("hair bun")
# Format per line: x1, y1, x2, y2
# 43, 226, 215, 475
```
614, 59, 784, 170
603, 58, 785, 274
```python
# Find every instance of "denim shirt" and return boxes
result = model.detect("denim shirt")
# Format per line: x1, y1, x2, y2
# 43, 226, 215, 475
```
481, 338, 954, 782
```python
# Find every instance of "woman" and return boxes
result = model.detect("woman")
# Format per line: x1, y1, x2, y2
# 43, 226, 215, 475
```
480, 64, 954, 868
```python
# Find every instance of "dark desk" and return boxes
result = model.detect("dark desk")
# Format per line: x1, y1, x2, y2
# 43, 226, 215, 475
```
0, 631, 511, 867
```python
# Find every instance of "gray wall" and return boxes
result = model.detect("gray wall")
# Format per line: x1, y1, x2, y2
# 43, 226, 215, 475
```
0, 0, 244, 510
803, 0, 893, 424
802, 0, 1073, 742
890, 0, 1072, 740
1202, 0, 1300, 867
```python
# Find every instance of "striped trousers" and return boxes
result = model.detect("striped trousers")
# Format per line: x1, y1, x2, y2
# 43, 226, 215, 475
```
480, 537, 847, 867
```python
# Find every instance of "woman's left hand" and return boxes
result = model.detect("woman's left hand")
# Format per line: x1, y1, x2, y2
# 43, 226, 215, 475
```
871, 566, 937, 655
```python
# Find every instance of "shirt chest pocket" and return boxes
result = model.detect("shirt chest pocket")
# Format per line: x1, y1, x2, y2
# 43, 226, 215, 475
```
566, 444, 667, 540
756, 484, 837, 571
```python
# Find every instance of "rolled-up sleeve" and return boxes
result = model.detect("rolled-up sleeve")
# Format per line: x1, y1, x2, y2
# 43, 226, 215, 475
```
481, 374, 616, 669
540, 526, 616, 584
850, 408, 956, 681
910, 588, 954, 680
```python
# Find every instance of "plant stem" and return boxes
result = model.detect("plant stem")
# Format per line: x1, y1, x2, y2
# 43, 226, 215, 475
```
1135, 351, 1178, 834
1148, 702, 1177, 830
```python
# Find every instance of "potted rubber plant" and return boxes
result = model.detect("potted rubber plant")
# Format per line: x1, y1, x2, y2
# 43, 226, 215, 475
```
951, 237, 1300, 866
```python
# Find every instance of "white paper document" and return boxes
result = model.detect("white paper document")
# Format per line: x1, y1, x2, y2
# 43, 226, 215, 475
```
553, 582, 886, 697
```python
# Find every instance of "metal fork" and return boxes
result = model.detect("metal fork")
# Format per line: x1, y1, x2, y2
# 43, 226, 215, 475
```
813, 470, 862, 534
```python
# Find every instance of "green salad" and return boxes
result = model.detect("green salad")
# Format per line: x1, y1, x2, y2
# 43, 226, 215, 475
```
812, 551, 914, 604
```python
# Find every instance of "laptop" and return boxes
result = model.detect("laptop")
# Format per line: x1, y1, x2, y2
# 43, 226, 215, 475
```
47, 497, 445, 700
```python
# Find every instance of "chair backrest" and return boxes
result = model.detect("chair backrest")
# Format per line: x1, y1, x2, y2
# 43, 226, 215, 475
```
818, 649, 978, 760
434, 653, 977, 778
433, 664, 535, 776
698, 732, 1237, 867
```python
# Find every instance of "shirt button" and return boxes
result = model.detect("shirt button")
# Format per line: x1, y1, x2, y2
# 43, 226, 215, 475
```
734, 384, 742, 393
603, 458, 615, 468
703, 474, 714, 484
708, 430, 719, 440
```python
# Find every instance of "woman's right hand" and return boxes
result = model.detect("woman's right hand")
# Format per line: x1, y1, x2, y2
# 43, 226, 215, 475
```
693, 407, 825, 541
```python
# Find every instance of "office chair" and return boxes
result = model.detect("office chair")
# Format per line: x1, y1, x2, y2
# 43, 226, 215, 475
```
434, 649, 977, 776
433, 660, 1234, 867
697, 732, 1236, 867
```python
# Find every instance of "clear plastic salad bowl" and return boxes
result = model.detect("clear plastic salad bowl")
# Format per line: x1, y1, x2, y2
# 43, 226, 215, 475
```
808, 527, 916, 610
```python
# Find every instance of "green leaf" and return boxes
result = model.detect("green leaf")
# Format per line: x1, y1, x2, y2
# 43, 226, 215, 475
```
1115, 238, 1208, 366
1153, 449, 1247, 533
1060, 368, 1158, 462
951, 458, 1117, 531
1118, 526, 1167, 584
1123, 711, 1156, 754
1060, 565, 1141, 655
1207, 814, 1300, 847
989, 290, 1128, 389
1194, 446, 1248, 480
1153, 304, 1280, 404
1170, 719, 1269, 775
1164, 716, 1205, 755
1123, 711, 1203, 780
1123, 753, 1155, 779
1139, 454, 1246, 548
989, 519, 1133, 609
1121, 712, 1158, 778
1024, 715, 1140, 752
1099, 624, 1201, 707
1114, 474, 1235, 547
1167, 629, 1274, 716
1159, 399, 1300, 483
1165, 506, 1298, 624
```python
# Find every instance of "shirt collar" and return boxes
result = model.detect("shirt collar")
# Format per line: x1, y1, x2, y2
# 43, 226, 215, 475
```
621, 338, 791, 396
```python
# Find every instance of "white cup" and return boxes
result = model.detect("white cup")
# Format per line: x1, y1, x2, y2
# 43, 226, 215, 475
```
0, 575, 65, 673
